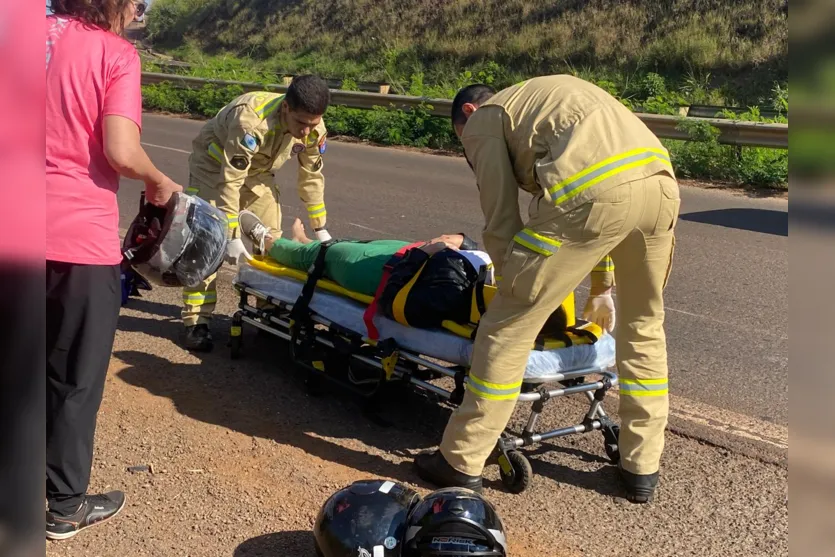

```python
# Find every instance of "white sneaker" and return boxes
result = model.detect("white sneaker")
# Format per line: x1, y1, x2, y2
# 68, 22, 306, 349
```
238, 210, 271, 254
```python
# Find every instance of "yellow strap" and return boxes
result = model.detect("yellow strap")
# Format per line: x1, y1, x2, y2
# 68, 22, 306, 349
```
248, 256, 374, 304
391, 262, 428, 326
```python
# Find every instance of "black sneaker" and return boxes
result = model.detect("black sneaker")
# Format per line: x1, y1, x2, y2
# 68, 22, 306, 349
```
414, 450, 483, 493
46, 491, 126, 541
619, 465, 659, 504
183, 324, 213, 352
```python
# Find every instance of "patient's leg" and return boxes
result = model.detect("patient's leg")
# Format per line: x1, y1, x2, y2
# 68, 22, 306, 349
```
266, 237, 323, 271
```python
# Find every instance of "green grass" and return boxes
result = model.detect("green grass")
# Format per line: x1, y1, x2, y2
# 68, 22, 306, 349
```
141, 0, 788, 189
145, 0, 787, 107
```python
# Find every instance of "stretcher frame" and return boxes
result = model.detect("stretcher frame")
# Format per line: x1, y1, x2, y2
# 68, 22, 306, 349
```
229, 277, 622, 494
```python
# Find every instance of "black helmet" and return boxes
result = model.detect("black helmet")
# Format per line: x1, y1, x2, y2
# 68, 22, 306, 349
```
402, 488, 508, 557
314, 479, 422, 557
122, 191, 229, 288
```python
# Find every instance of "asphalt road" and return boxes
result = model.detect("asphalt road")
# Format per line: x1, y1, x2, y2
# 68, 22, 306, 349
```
122, 113, 788, 454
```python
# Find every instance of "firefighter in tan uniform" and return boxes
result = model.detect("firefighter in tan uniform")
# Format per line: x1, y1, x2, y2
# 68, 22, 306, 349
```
414, 76, 680, 504
181, 75, 333, 352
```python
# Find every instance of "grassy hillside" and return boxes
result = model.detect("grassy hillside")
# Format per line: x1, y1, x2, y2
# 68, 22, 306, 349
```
147, 0, 788, 106
141, 0, 788, 189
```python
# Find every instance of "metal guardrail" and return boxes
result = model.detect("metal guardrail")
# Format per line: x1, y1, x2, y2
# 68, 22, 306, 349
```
141, 72, 789, 149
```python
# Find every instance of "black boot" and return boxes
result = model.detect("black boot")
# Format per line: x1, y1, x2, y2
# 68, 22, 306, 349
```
46, 491, 126, 541
619, 465, 659, 504
414, 450, 483, 493
183, 324, 213, 352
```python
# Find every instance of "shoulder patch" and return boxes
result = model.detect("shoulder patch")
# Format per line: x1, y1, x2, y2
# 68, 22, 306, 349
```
318, 133, 327, 154
241, 133, 259, 151
230, 156, 250, 171
292, 143, 305, 154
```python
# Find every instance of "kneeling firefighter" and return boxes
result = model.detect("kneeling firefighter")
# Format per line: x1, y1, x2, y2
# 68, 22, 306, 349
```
313, 479, 508, 557
181, 74, 335, 353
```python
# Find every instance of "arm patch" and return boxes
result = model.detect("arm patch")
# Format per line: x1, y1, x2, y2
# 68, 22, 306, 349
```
230, 156, 250, 171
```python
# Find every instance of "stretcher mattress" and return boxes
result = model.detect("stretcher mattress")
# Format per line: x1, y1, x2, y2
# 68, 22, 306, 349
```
234, 262, 617, 381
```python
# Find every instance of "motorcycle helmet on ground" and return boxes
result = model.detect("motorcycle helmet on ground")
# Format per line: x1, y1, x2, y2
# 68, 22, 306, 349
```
122, 191, 229, 289
402, 487, 508, 557
314, 479, 422, 557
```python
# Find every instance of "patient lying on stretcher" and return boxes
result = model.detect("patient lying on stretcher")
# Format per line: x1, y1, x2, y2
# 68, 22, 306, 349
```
237, 210, 584, 340
239, 209, 500, 326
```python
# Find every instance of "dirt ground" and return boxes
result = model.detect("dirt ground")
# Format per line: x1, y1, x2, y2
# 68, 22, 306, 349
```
44, 270, 788, 557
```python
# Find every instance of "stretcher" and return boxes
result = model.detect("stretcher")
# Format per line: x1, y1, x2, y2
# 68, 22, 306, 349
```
230, 256, 622, 494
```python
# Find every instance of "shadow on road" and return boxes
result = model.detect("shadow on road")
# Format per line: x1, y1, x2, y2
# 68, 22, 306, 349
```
115, 308, 626, 500
680, 208, 788, 236
234, 530, 316, 557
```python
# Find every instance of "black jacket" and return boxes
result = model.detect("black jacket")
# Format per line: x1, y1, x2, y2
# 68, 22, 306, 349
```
378, 247, 480, 329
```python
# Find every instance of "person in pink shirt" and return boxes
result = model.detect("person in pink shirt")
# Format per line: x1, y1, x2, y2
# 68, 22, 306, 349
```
45, 0, 181, 541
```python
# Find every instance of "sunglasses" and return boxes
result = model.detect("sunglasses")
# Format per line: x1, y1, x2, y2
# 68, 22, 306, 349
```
134, 2, 146, 17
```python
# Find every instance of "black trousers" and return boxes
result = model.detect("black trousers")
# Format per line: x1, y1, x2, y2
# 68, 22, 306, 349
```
46, 260, 121, 516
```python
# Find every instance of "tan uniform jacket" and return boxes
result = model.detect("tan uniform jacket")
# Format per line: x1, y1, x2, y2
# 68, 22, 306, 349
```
460, 75, 676, 281
188, 91, 328, 230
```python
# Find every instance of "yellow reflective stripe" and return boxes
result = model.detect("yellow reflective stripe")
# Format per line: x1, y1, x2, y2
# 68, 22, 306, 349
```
620, 378, 668, 397
466, 374, 523, 401
226, 213, 239, 229
307, 203, 326, 219
513, 228, 562, 257
391, 262, 427, 326
183, 291, 217, 305
208, 142, 223, 163
254, 95, 284, 118
465, 383, 520, 401
185, 186, 200, 195
548, 147, 672, 206
593, 256, 615, 273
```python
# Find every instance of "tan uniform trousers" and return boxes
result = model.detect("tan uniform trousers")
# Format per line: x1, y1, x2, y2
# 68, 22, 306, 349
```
439, 174, 680, 477
181, 176, 282, 327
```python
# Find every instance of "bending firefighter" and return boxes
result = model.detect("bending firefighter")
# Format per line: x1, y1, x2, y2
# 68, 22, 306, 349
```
182, 75, 333, 352
414, 75, 681, 504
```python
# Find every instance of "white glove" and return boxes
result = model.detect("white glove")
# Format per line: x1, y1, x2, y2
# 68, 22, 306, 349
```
314, 228, 332, 242
224, 237, 252, 266
583, 293, 616, 333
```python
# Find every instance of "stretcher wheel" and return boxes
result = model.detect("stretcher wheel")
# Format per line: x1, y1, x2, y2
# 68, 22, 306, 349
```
498, 451, 533, 494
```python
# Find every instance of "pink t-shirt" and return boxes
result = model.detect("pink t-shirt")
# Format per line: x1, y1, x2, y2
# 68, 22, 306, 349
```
46, 15, 142, 265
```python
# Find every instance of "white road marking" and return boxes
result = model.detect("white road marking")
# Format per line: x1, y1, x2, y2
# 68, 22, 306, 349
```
603, 390, 787, 450
347, 222, 392, 235
141, 142, 190, 154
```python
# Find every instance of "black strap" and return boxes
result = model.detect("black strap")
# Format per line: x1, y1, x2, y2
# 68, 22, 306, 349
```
474, 265, 488, 317
289, 239, 337, 324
